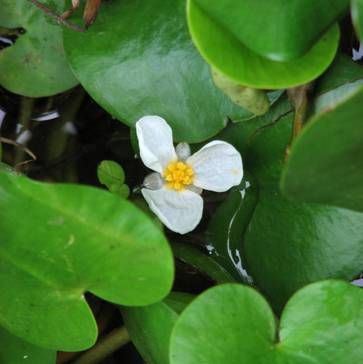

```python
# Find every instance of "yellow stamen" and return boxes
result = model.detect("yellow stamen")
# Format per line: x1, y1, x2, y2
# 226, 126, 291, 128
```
163, 161, 194, 191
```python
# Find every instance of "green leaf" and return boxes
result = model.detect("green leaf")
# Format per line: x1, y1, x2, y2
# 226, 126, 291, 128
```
171, 242, 236, 284
109, 183, 130, 198
170, 281, 363, 364
314, 53, 363, 94
205, 178, 257, 283
0, 171, 173, 350
217, 98, 363, 311
122, 292, 193, 364
192, 0, 348, 61
0, 162, 14, 173
281, 86, 363, 212
352, 0, 363, 41
0, 326, 56, 364
97, 160, 125, 187
187, 0, 340, 89
0, 0, 78, 97
211, 68, 269, 115
97, 160, 129, 197
63, 0, 254, 143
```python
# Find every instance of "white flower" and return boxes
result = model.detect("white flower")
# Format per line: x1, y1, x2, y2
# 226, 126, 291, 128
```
136, 116, 243, 234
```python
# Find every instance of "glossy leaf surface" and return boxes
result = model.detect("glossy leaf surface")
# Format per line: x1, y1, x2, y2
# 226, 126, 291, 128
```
171, 242, 236, 284
193, 0, 348, 61
282, 70, 363, 211
218, 99, 363, 310
0, 171, 173, 350
206, 178, 257, 283
63, 0, 251, 142
0, 0, 77, 96
170, 281, 363, 364
187, 0, 340, 89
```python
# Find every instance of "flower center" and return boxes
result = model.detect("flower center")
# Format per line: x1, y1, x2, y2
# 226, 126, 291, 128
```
163, 161, 194, 191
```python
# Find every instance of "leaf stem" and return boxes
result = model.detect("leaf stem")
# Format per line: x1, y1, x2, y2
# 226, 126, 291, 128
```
14, 97, 35, 167
26, 0, 85, 32
46, 87, 85, 182
286, 84, 311, 157
72, 326, 130, 364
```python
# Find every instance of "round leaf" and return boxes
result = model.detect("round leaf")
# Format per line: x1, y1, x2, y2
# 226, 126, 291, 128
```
63, 0, 253, 142
0, 171, 174, 350
218, 98, 363, 311
97, 160, 125, 186
187, 0, 340, 89
170, 281, 363, 364
193, 0, 348, 61
0, 0, 78, 97
281, 86, 363, 212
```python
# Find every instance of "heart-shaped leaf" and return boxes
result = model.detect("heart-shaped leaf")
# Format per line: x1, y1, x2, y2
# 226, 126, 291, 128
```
217, 97, 363, 311
192, 0, 348, 61
0, 171, 173, 350
63, 0, 255, 142
170, 281, 363, 364
122, 292, 193, 364
187, 0, 340, 89
0, 0, 78, 97
281, 80, 363, 211
0, 326, 55, 364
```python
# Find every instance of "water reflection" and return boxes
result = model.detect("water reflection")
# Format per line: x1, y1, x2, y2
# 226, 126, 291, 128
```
205, 174, 258, 284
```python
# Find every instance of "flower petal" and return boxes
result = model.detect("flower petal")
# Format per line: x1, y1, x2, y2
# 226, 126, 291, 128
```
187, 141, 243, 192
141, 187, 203, 234
136, 116, 177, 173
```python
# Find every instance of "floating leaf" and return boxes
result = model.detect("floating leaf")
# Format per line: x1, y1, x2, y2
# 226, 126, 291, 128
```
218, 98, 363, 311
0, 171, 173, 350
281, 86, 363, 212
122, 292, 193, 364
187, 0, 340, 89
170, 281, 363, 364
63, 0, 254, 142
192, 0, 348, 61
0, 0, 78, 97
0, 326, 56, 364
